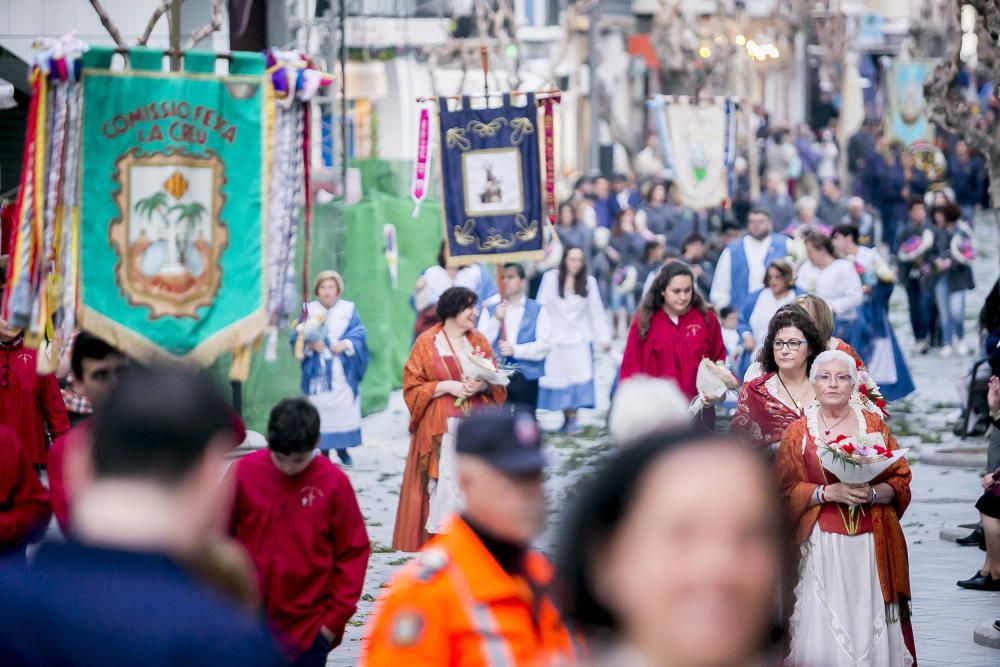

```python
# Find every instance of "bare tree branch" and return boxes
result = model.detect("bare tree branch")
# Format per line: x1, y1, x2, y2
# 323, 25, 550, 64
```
138, 0, 172, 46
89, 0, 128, 48
185, 0, 226, 49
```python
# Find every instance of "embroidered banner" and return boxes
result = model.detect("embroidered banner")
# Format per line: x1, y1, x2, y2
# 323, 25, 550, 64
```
77, 48, 271, 362
437, 93, 543, 265
650, 97, 728, 210
885, 59, 935, 147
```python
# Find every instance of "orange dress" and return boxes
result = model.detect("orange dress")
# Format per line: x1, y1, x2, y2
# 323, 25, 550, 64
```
392, 325, 506, 552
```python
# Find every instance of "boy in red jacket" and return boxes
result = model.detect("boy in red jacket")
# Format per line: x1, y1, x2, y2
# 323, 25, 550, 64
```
228, 397, 370, 666
0, 424, 50, 559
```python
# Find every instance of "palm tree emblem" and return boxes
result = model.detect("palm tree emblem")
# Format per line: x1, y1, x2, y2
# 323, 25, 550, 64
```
134, 171, 206, 277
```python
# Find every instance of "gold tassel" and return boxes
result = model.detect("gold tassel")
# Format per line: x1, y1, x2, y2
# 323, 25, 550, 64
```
229, 344, 252, 383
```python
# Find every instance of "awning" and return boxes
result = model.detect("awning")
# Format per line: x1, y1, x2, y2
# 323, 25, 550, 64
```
0, 79, 16, 110
628, 34, 659, 69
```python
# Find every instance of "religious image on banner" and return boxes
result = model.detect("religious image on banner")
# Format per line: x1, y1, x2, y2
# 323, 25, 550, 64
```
438, 93, 544, 265
110, 151, 227, 318
79, 49, 271, 362
649, 98, 734, 211
886, 60, 935, 147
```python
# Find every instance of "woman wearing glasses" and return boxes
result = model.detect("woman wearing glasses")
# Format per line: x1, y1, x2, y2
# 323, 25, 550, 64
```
777, 350, 915, 667
731, 305, 823, 453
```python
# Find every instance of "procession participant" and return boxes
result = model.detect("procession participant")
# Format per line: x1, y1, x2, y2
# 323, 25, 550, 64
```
778, 350, 916, 666
411, 242, 498, 339
840, 195, 876, 246
228, 397, 370, 666
0, 312, 70, 467
832, 224, 915, 401
558, 429, 785, 667
537, 246, 611, 435
620, 262, 727, 431
0, 365, 285, 666
478, 263, 552, 415
731, 305, 822, 453
736, 259, 801, 378
0, 426, 50, 560
930, 202, 976, 357
794, 294, 867, 371
362, 410, 579, 667
709, 208, 790, 311
895, 197, 935, 354
393, 287, 506, 552
47, 332, 127, 534
796, 231, 865, 342
292, 270, 369, 466
816, 177, 849, 228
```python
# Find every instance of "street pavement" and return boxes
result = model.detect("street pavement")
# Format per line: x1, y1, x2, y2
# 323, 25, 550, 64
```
331, 222, 1000, 665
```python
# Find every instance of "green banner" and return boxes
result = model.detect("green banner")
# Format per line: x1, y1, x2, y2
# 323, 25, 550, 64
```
79, 55, 270, 362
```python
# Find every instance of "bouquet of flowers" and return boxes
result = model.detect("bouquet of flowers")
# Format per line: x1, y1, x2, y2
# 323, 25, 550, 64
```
818, 431, 908, 534
898, 230, 933, 263
855, 371, 889, 417
293, 312, 329, 361
950, 234, 976, 264
454, 346, 517, 411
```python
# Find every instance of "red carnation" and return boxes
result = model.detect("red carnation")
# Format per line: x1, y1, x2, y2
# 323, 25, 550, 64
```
841, 443, 856, 455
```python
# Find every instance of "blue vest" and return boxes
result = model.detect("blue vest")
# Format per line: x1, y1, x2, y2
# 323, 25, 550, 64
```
487, 299, 545, 381
729, 234, 789, 311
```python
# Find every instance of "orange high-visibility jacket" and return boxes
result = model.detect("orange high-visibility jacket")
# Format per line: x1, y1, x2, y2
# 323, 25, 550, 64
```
360, 516, 581, 667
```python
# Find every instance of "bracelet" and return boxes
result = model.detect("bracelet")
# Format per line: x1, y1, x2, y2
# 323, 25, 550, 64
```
871, 486, 878, 504
815, 484, 826, 504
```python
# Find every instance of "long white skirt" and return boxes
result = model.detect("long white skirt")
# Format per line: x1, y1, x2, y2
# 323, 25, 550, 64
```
425, 417, 463, 535
786, 525, 913, 667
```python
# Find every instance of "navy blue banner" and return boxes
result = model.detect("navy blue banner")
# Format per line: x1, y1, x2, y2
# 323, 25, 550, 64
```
438, 93, 543, 264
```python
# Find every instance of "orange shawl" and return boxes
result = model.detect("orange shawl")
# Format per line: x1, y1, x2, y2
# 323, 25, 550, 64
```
392, 325, 506, 551
776, 410, 912, 606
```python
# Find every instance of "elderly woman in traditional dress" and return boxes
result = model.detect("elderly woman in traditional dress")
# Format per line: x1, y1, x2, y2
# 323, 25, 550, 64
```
777, 350, 915, 666
731, 305, 823, 453
392, 287, 506, 551
292, 270, 369, 466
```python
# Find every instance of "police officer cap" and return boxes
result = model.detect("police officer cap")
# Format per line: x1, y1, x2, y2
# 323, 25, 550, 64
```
456, 408, 546, 475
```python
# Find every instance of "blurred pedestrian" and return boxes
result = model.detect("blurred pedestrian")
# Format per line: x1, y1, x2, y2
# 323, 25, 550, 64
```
0, 364, 285, 666
558, 429, 785, 667
362, 410, 580, 666
817, 178, 850, 228
607, 375, 689, 445
537, 247, 611, 435
47, 333, 127, 535
393, 287, 506, 551
478, 263, 553, 415
753, 171, 796, 233
840, 196, 876, 247
895, 198, 936, 354
291, 270, 369, 466
228, 397, 370, 666
0, 426, 49, 560
947, 139, 985, 224
930, 202, 976, 357
608, 173, 641, 222
604, 209, 645, 338
555, 202, 594, 266
797, 232, 864, 341
0, 310, 70, 468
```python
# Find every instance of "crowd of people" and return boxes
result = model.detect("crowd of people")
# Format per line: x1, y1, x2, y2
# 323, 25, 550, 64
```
0, 116, 998, 667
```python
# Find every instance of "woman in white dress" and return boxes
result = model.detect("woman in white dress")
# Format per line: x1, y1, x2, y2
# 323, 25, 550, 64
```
777, 350, 915, 667
736, 259, 802, 378
796, 231, 864, 342
292, 271, 369, 466
537, 246, 611, 435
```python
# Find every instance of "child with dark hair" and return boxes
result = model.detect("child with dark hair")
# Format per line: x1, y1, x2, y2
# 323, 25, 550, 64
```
228, 398, 370, 666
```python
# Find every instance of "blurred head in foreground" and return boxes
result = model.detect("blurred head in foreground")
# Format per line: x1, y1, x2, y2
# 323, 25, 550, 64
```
608, 375, 689, 445
67, 364, 241, 556
558, 430, 786, 666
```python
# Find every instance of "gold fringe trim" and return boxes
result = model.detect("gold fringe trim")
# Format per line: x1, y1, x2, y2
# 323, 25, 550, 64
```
77, 306, 268, 367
